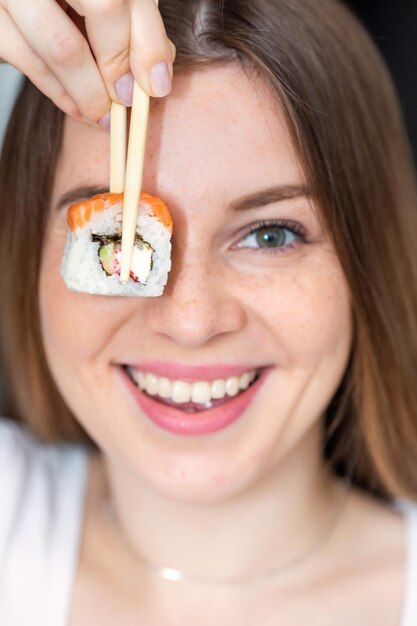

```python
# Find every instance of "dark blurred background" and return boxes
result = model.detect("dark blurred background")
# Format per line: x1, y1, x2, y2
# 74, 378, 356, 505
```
346, 1, 417, 163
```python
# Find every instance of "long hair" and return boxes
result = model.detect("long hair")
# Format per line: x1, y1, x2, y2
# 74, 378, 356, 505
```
1, 0, 417, 499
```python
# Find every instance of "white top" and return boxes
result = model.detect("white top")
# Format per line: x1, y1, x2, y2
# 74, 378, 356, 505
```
0, 417, 416, 626
0, 418, 88, 626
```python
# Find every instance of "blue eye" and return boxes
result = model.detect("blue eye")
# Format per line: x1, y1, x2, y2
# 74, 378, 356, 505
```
236, 222, 303, 251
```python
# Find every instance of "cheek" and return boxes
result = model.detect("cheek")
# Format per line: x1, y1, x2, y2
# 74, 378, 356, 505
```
225, 254, 352, 468
231, 252, 352, 365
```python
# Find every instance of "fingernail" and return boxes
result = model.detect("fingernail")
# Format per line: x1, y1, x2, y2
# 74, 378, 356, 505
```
98, 112, 110, 131
149, 62, 172, 97
115, 71, 134, 106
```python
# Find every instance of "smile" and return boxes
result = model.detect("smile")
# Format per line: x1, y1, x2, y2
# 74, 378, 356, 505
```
125, 366, 259, 410
119, 364, 270, 436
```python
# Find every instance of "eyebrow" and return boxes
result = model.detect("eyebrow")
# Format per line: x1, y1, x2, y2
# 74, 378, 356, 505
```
55, 185, 109, 211
56, 182, 310, 213
228, 184, 310, 212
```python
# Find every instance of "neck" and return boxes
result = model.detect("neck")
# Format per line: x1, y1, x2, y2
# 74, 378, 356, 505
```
93, 425, 340, 586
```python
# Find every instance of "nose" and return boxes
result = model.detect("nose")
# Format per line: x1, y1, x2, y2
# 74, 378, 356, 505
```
143, 255, 247, 349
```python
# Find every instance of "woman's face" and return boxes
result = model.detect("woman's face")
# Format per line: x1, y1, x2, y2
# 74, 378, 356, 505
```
40, 65, 352, 502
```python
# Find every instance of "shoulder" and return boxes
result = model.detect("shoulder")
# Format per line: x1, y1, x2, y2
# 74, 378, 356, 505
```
389, 496, 417, 582
0, 416, 88, 497
337, 487, 417, 626
0, 415, 89, 520
0, 417, 90, 621
394, 497, 417, 520
0, 417, 56, 509
0, 415, 89, 537
0, 415, 38, 456
0, 416, 90, 556
0, 414, 67, 463
394, 499, 417, 626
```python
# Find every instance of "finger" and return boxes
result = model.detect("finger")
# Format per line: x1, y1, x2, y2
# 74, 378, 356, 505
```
6, 0, 111, 122
169, 40, 176, 63
0, 6, 81, 120
130, 0, 175, 98
77, 0, 132, 104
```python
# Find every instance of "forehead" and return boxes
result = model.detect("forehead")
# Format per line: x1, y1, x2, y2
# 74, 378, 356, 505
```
53, 65, 304, 205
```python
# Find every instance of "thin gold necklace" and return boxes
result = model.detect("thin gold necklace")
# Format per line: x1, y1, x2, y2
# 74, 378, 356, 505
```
101, 477, 351, 587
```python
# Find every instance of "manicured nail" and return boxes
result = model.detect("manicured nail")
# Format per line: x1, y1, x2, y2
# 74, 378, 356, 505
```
115, 71, 134, 106
149, 62, 172, 97
98, 112, 110, 131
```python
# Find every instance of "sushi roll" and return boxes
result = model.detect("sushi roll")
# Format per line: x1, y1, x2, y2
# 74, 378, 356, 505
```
61, 192, 173, 297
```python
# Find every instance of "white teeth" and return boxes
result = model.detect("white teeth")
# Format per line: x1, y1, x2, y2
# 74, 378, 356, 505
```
145, 373, 158, 396
225, 376, 240, 397
171, 380, 192, 403
127, 367, 259, 404
191, 382, 212, 404
138, 371, 146, 390
157, 377, 172, 399
211, 379, 226, 400
239, 372, 251, 390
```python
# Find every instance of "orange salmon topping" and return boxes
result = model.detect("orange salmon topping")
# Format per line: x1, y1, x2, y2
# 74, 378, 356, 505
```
66, 191, 173, 234
139, 192, 173, 234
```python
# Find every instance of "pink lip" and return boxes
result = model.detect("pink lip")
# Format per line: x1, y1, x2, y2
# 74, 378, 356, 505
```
117, 366, 271, 436
124, 361, 265, 382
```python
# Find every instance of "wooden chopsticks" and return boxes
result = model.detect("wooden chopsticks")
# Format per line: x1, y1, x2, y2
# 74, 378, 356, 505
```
110, 0, 159, 282
119, 82, 151, 282
109, 102, 126, 194
109, 83, 152, 283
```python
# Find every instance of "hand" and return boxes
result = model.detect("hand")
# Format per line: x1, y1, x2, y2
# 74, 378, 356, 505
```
0, 0, 176, 125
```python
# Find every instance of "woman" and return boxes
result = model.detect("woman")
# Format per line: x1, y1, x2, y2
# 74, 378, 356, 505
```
1, 0, 417, 624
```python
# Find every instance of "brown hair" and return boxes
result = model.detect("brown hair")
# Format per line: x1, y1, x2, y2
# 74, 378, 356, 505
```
1, 0, 417, 500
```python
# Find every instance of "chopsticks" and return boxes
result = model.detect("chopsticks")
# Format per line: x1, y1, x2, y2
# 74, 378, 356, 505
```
109, 84, 151, 282
110, 0, 159, 282
119, 81, 151, 282
109, 87, 150, 282
110, 102, 126, 193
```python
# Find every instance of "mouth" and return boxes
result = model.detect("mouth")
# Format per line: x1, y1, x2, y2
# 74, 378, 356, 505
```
119, 364, 270, 435
124, 366, 261, 411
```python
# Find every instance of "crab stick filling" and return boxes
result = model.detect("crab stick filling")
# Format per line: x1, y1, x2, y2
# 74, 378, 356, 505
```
94, 234, 153, 284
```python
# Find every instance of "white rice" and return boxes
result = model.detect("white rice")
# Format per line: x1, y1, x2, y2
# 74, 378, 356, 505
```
60, 202, 171, 297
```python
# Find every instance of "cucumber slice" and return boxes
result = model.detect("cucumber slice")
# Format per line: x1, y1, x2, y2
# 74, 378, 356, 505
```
99, 242, 116, 275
